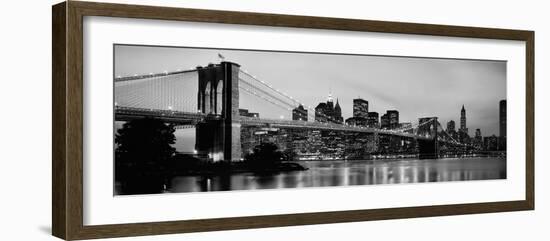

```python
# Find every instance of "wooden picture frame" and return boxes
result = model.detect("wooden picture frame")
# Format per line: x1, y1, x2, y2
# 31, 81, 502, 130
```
52, 1, 534, 240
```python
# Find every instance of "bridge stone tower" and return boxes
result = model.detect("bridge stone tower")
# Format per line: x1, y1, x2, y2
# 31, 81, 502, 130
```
195, 62, 242, 162
417, 117, 439, 159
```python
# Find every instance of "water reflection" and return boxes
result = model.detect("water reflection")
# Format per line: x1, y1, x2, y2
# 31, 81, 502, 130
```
169, 157, 506, 193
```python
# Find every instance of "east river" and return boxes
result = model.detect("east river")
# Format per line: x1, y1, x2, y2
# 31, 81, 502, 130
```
167, 157, 506, 193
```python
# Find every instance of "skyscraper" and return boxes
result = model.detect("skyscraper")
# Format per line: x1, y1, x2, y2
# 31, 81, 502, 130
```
380, 110, 399, 129
292, 104, 308, 121
353, 98, 369, 118
380, 114, 390, 129
484, 135, 499, 151
315, 103, 328, 123
345, 98, 369, 127
447, 120, 456, 132
327, 93, 334, 110
460, 105, 468, 135
500, 100, 506, 138
475, 128, 481, 138
334, 99, 343, 123
474, 128, 483, 150
367, 112, 379, 128
387, 110, 399, 129
314, 93, 343, 124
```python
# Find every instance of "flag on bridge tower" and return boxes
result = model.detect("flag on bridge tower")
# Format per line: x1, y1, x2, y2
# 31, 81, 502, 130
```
218, 53, 225, 61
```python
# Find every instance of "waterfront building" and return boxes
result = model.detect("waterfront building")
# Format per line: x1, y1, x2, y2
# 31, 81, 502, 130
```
474, 128, 483, 150
314, 93, 343, 124
458, 105, 470, 143
315, 103, 328, 123
380, 113, 390, 129
387, 110, 399, 129
353, 98, 369, 118
381, 110, 399, 129
346, 98, 369, 127
345, 117, 367, 127
292, 104, 308, 121
321, 130, 345, 159
378, 135, 403, 154
239, 108, 259, 118
484, 135, 499, 151
367, 112, 379, 128
344, 132, 378, 159
447, 120, 456, 132
459, 105, 468, 135
334, 99, 343, 123
445, 120, 459, 140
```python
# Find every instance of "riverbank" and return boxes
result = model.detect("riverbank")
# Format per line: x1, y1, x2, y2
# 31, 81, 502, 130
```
161, 157, 507, 194
292, 153, 506, 162
168, 154, 308, 176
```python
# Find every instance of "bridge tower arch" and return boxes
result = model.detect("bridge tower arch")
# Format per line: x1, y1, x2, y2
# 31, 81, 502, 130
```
196, 62, 242, 162
417, 117, 439, 159
203, 82, 212, 114
215, 79, 224, 115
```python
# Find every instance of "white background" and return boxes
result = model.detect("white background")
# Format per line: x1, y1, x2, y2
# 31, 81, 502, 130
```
0, 0, 547, 240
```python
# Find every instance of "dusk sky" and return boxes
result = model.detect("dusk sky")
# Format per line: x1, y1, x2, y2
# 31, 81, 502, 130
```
115, 45, 506, 137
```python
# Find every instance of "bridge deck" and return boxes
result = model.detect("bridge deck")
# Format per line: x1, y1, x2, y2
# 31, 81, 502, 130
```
114, 106, 434, 140
115, 106, 205, 124
239, 117, 430, 140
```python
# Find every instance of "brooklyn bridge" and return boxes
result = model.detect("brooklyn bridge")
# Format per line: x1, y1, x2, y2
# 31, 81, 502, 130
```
114, 61, 475, 162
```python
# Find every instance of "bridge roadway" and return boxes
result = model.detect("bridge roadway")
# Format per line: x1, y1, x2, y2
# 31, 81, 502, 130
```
239, 116, 431, 140
115, 106, 205, 124
115, 106, 432, 140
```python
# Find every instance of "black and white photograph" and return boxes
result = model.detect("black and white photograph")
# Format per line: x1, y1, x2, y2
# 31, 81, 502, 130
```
1, 0, 543, 240
113, 44, 507, 195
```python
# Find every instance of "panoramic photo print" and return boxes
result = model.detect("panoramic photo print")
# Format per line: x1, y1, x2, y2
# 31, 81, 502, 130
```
113, 45, 507, 195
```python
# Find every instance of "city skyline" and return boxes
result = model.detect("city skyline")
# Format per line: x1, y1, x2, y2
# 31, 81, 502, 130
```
113, 45, 507, 195
115, 45, 506, 136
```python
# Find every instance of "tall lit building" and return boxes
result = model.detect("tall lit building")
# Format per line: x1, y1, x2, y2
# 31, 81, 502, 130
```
345, 98, 369, 127
314, 93, 343, 124
353, 98, 369, 118
459, 105, 468, 135
292, 104, 308, 121
500, 100, 506, 138
315, 103, 328, 123
380, 110, 399, 129
334, 99, 343, 123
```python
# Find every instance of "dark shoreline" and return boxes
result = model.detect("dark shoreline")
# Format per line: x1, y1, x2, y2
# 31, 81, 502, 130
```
166, 154, 506, 177
115, 157, 507, 195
